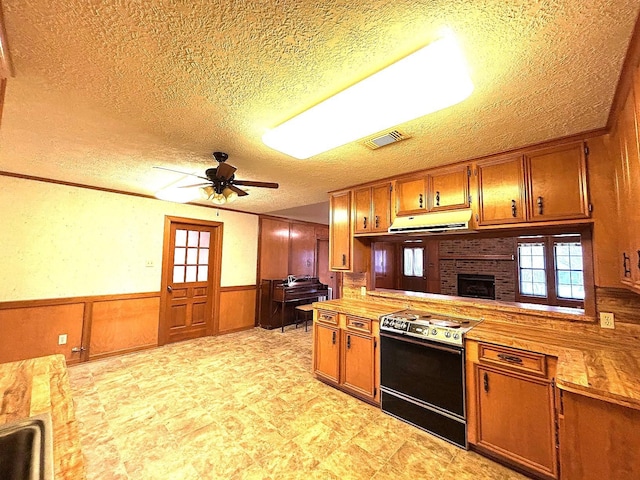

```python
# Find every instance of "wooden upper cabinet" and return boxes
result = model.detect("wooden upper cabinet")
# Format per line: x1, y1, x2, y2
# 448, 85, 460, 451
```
330, 191, 352, 270
395, 176, 427, 216
477, 156, 527, 225
525, 142, 590, 222
289, 223, 316, 276
428, 164, 470, 211
371, 183, 391, 232
354, 187, 372, 234
354, 182, 392, 234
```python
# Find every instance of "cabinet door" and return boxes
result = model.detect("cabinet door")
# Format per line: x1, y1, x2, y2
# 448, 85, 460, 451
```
353, 187, 372, 234
314, 323, 341, 383
476, 366, 557, 479
477, 156, 526, 225
526, 142, 589, 222
289, 223, 316, 276
341, 330, 375, 400
330, 191, 351, 270
395, 177, 427, 216
371, 183, 391, 232
428, 164, 470, 211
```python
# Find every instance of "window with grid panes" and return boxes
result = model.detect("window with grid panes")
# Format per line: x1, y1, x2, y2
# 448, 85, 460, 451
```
516, 235, 584, 307
172, 229, 210, 283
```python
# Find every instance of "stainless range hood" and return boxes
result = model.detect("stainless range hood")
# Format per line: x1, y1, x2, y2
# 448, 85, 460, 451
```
388, 208, 474, 234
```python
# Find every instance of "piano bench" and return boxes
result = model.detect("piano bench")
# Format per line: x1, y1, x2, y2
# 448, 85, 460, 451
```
295, 304, 315, 332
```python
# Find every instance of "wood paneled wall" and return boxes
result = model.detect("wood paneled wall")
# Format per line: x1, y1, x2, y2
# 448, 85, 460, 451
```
595, 286, 640, 325
0, 302, 85, 364
219, 285, 257, 333
89, 296, 160, 360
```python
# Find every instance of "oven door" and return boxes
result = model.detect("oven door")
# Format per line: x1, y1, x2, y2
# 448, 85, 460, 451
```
380, 331, 465, 418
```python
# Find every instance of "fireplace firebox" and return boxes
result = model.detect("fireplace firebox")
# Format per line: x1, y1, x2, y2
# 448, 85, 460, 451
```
457, 274, 496, 300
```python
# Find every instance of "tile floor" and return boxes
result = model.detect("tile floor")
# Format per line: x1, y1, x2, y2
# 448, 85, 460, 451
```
68, 326, 528, 480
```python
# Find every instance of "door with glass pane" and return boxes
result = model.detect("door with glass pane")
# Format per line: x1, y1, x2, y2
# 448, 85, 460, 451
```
160, 217, 222, 345
400, 246, 427, 292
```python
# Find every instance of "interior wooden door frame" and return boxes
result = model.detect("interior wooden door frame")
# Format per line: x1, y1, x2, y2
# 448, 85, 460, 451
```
158, 215, 223, 346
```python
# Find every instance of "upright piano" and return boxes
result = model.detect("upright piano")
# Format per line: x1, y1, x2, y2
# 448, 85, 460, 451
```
259, 277, 329, 331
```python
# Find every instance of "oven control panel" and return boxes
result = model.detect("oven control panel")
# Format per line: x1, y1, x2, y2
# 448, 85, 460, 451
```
380, 315, 465, 346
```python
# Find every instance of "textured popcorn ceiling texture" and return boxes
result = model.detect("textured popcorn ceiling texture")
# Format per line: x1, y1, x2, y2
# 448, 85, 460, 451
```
1, 1, 639, 220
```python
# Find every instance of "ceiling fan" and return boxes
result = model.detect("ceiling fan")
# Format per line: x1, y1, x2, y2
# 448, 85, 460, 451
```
154, 152, 279, 204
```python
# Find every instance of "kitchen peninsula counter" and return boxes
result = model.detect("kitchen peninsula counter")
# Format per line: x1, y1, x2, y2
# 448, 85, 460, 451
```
0, 354, 85, 479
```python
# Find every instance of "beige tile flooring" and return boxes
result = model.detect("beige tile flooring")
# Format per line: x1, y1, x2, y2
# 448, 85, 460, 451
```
68, 326, 528, 480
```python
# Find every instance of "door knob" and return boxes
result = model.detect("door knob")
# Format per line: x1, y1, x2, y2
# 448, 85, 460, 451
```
167, 285, 173, 292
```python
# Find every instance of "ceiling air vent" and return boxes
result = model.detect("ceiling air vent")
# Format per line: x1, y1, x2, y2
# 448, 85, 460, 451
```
362, 129, 410, 150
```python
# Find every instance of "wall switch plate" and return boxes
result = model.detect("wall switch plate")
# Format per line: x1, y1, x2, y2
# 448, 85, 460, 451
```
58, 334, 68, 345
600, 312, 615, 329
145, 260, 154, 267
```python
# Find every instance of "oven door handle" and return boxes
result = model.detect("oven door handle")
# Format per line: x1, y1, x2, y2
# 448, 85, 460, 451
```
380, 331, 463, 355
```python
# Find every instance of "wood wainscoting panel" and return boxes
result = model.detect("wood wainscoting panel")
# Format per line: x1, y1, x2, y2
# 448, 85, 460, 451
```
219, 286, 257, 333
89, 296, 160, 360
0, 303, 85, 364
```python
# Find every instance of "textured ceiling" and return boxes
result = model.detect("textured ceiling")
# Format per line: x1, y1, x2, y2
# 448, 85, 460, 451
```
1, 1, 639, 222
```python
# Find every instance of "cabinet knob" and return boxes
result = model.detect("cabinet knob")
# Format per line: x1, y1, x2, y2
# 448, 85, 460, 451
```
537, 196, 543, 215
419, 193, 423, 209
511, 199, 517, 217
435, 191, 440, 207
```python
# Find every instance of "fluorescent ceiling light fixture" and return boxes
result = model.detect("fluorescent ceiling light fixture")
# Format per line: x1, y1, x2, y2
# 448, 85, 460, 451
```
262, 32, 473, 159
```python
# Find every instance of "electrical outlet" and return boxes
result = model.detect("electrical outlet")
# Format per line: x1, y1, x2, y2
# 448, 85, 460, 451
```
360, 286, 367, 296
58, 334, 68, 345
145, 259, 154, 267
600, 312, 615, 329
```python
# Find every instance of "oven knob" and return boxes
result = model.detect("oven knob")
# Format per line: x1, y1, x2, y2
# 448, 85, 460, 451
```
444, 331, 451, 338
431, 328, 437, 335
453, 333, 460, 340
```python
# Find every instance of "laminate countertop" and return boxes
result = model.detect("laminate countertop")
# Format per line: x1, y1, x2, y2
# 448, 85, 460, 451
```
463, 320, 640, 411
0, 354, 85, 479
313, 298, 640, 411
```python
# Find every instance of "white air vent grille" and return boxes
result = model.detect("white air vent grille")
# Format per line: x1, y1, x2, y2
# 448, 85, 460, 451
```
362, 129, 410, 149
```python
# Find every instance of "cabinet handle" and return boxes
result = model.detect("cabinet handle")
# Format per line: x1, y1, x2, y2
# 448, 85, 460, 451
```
342, 254, 346, 266
419, 193, 423, 208
352, 321, 365, 328
483, 372, 489, 393
637, 250, 640, 270
363, 216, 367, 229
375, 215, 379, 228
623, 253, 631, 277
347, 335, 351, 349
497, 353, 523, 364
511, 199, 517, 217
332, 331, 336, 345
537, 196, 543, 215
435, 191, 440, 206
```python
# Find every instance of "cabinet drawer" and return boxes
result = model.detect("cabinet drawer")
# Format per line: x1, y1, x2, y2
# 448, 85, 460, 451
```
345, 315, 372, 333
478, 343, 547, 377
317, 310, 338, 325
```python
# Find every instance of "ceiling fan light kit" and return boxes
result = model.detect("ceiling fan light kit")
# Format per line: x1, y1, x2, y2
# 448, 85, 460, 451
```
262, 31, 473, 159
154, 152, 278, 205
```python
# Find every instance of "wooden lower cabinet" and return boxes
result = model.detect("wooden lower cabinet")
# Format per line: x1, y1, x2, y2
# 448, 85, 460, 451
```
312, 310, 379, 404
467, 341, 558, 479
558, 390, 640, 480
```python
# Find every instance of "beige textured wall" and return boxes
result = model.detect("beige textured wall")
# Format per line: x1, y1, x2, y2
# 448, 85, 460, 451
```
0, 176, 258, 301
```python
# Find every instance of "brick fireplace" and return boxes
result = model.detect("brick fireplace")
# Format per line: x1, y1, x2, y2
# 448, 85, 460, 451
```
439, 237, 517, 302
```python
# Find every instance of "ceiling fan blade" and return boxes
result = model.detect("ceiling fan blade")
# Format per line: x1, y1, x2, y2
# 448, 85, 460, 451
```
233, 180, 279, 189
227, 184, 249, 197
153, 166, 209, 181
215, 162, 237, 181
178, 183, 211, 188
